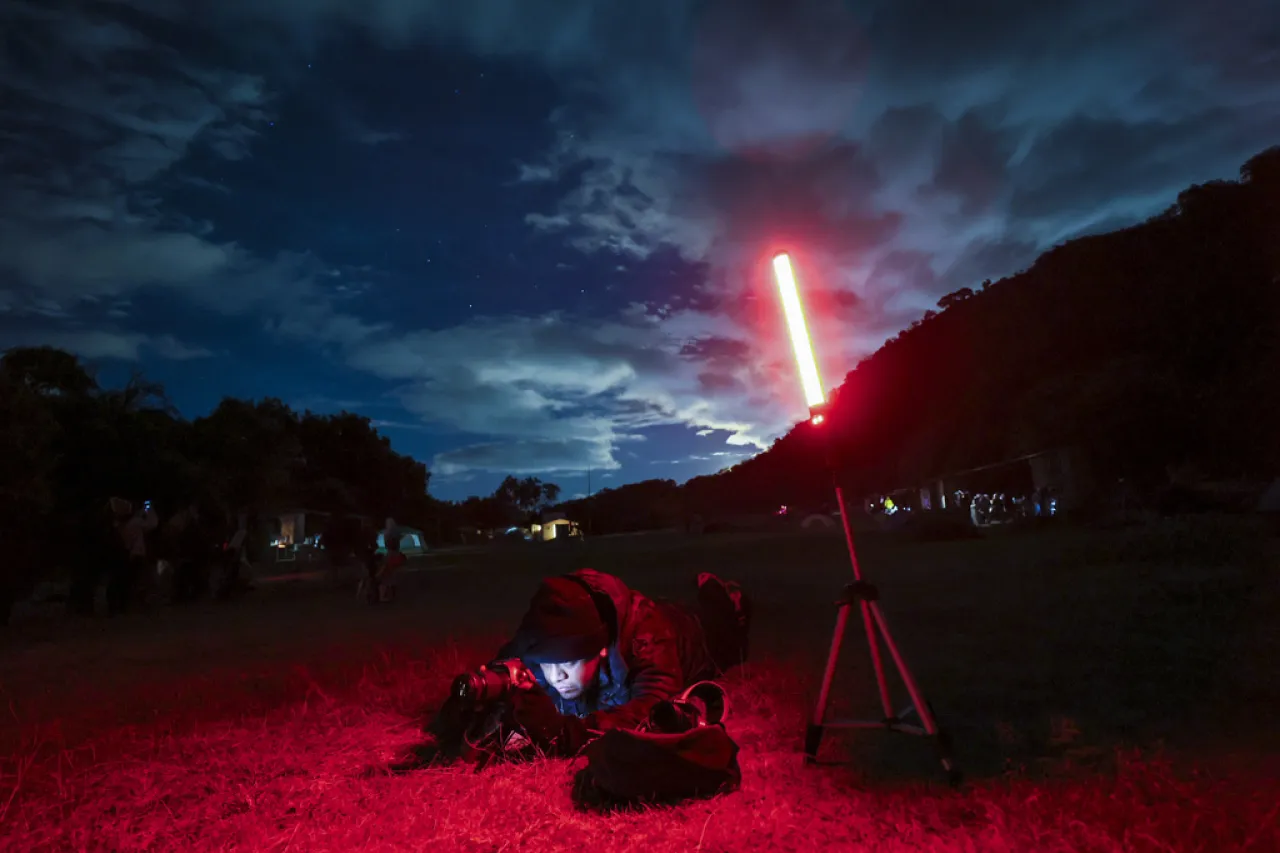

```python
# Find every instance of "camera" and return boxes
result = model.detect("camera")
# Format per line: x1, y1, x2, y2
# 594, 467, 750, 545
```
450, 659, 530, 708
646, 681, 729, 734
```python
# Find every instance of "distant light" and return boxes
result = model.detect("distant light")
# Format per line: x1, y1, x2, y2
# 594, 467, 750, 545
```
810, 413, 825, 426
772, 253, 825, 408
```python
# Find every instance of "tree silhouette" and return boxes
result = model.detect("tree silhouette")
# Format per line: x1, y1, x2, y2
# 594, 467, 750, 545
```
0, 361, 436, 621
494, 475, 562, 518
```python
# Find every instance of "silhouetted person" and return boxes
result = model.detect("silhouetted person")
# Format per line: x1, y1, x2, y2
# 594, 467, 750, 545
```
376, 517, 405, 603
163, 503, 207, 603
108, 498, 157, 615
217, 513, 250, 599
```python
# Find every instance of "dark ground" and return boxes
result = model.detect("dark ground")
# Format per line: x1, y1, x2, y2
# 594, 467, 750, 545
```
3, 517, 1276, 780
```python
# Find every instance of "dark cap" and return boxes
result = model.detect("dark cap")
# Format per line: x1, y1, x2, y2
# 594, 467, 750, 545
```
517, 575, 609, 664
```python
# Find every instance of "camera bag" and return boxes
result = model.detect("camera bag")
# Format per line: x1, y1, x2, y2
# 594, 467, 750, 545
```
575, 681, 741, 805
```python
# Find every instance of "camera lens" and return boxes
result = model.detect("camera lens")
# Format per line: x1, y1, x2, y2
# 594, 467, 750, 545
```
452, 673, 478, 701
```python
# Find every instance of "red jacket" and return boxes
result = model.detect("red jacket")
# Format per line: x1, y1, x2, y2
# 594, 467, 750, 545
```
499, 569, 715, 732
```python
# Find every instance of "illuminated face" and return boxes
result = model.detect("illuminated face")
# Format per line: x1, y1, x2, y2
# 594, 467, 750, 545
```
539, 652, 604, 700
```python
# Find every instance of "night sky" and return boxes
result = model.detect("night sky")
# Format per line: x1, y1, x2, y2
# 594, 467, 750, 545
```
2, 0, 1277, 500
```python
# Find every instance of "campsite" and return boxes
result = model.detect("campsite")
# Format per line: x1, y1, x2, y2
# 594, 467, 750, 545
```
2, 518, 1276, 851
4, 2, 1280, 849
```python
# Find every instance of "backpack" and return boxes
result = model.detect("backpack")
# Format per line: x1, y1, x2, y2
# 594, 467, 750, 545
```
574, 681, 741, 807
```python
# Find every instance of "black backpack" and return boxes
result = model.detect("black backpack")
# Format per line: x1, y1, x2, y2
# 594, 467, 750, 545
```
574, 681, 741, 807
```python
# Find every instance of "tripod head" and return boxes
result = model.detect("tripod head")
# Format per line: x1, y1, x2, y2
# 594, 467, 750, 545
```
806, 401, 846, 474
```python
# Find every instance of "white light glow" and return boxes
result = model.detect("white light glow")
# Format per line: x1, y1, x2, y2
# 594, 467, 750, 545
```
772, 253, 825, 408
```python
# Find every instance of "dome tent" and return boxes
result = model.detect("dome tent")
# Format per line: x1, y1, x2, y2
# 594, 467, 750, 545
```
376, 527, 428, 556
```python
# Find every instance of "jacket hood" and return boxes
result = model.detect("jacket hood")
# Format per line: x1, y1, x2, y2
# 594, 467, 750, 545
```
566, 568, 639, 648
516, 569, 641, 715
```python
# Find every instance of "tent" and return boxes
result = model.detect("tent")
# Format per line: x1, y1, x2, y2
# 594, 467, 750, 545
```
376, 527, 429, 556
801, 513, 835, 531
538, 518, 579, 541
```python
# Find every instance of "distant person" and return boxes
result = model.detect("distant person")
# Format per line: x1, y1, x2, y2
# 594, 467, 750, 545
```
358, 527, 380, 604
110, 498, 158, 615
434, 569, 751, 756
218, 513, 250, 600
163, 503, 209, 603
375, 517, 405, 603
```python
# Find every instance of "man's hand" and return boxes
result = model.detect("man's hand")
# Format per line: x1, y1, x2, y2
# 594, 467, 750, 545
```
511, 662, 539, 692
510, 688, 589, 756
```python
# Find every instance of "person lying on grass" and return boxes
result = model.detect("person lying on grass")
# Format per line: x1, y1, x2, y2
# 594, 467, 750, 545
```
432, 568, 750, 759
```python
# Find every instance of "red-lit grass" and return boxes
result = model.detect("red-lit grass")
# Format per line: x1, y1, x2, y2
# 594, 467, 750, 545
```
2, 643, 1275, 853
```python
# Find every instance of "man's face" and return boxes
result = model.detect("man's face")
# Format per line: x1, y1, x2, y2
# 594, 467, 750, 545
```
539, 654, 603, 700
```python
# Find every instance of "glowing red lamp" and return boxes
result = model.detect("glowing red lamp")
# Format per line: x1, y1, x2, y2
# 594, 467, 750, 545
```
771, 252, 826, 424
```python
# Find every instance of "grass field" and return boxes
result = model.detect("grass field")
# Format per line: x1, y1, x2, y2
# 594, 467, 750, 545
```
1, 518, 1277, 851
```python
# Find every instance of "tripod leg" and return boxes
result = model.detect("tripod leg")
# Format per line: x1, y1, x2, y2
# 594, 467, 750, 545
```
832, 485, 895, 721
866, 602, 936, 734
806, 601, 850, 760
868, 601, 962, 783
860, 599, 895, 721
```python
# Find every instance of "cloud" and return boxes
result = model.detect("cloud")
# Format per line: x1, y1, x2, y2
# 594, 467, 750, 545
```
331, 107, 406, 146
434, 438, 617, 477
0, 327, 212, 362
0, 3, 270, 185
368, 418, 430, 432
341, 309, 798, 475
349, 126, 405, 146
0, 0, 277, 316
518, 163, 556, 182
148, 334, 215, 361
474, 0, 1280, 315
5, 0, 1279, 485
1007, 109, 1273, 232
426, 0, 1280, 422
0, 217, 238, 301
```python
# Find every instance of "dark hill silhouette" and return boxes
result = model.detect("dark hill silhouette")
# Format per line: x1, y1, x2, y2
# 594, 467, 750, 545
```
679, 145, 1280, 515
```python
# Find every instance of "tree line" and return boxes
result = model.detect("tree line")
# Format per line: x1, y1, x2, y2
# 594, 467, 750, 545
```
451, 475, 563, 537
0, 348, 437, 617
0, 345, 575, 618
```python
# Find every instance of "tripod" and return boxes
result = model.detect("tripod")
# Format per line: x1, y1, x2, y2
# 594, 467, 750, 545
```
803, 406, 961, 785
